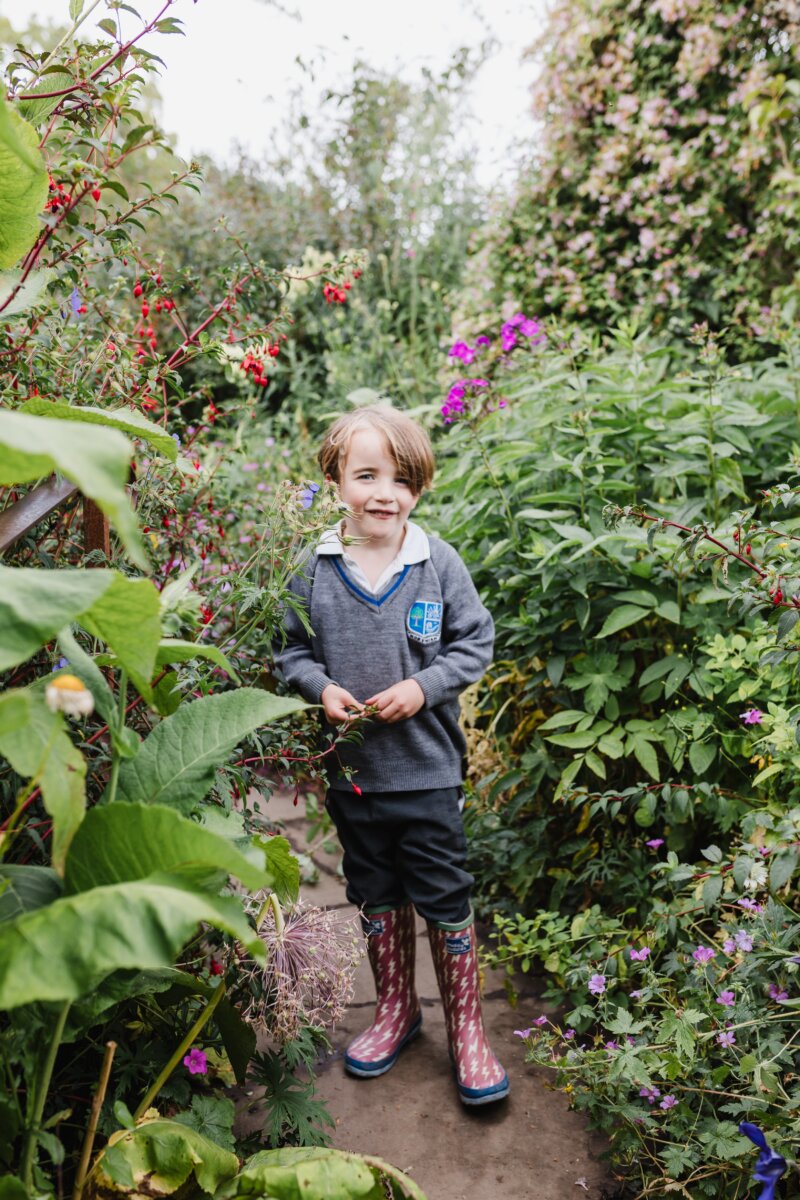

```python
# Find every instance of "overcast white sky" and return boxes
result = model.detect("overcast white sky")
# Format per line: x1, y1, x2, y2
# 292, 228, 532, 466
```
17, 0, 546, 187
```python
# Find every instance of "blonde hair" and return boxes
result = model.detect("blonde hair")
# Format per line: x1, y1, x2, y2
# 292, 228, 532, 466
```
317, 405, 435, 495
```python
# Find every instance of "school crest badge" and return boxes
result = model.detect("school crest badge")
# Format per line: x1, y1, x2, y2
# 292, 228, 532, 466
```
407, 599, 443, 644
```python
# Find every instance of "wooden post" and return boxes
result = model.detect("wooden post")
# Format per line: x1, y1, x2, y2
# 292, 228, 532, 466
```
83, 498, 109, 559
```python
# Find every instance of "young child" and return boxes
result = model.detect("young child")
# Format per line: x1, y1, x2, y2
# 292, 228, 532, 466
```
274, 404, 508, 1106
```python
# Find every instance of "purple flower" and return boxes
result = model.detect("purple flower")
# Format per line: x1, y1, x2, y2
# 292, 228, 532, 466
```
533, 1014, 548, 1026
508, 312, 526, 327
299, 490, 314, 509
501, 322, 517, 352
588, 973, 606, 995
716, 990, 735, 1007
739, 1123, 787, 1200
723, 938, 737, 954
767, 984, 788, 1001
630, 946, 651, 961
448, 341, 475, 364
735, 931, 754, 952
717, 1029, 736, 1047
513, 1028, 532, 1039
183, 1047, 208, 1075
630, 989, 643, 999
475, 335, 492, 347
645, 838, 664, 849
639, 1086, 661, 1104
519, 317, 544, 341
738, 898, 763, 912
604, 1040, 620, 1052
69, 287, 81, 315
740, 708, 764, 725
692, 945, 716, 964
660, 1094, 677, 1110
563, 1028, 576, 1040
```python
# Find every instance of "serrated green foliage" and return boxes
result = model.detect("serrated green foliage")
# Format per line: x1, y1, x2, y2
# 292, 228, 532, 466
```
232, 1147, 428, 1200
172, 1095, 236, 1152
87, 1119, 238, 1198
0, 99, 47, 267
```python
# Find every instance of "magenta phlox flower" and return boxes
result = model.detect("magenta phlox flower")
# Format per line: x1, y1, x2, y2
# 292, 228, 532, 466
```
767, 983, 789, 1001
717, 1029, 736, 1047
740, 708, 764, 725
716, 990, 735, 1007
508, 312, 526, 327
183, 1047, 208, 1075
660, 1094, 677, 1110
588, 973, 606, 995
645, 838, 664, 849
692, 945, 716, 964
448, 341, 475, 364
501, 323, 518, 351
475, 334, 492, 347
639, 1086, 661, 1104
630, 946, 651, 961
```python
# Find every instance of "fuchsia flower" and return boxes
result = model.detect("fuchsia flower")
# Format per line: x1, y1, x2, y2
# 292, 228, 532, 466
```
645, 838, 664, 849
183, 1048, 208, 1075
717, 1029, 736, 1047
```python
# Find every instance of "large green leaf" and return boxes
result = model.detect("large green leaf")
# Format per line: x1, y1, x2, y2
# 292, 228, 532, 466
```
0, 412, 147, 569
0, 686, 87, 872
156, 638, 240, 682
231, 1148, 428, 1200
0, 98, 48, 268
20, 400, 179, 462
0, 267, 53, 316
257, 835, 300, 903
64, 803, 281, 895
80, 573, 161, 702
0, 878, 263, 1008
0, 864, 63, 922
87, 1120, 238, 1199
0, 565, 112, 671
117, 689, 308, 811
57, 625, 139, 759
18, 71, 75, 127
596, 604, 650, 639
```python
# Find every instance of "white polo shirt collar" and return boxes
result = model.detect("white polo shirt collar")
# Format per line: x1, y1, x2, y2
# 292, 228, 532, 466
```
317, 518, 430, 596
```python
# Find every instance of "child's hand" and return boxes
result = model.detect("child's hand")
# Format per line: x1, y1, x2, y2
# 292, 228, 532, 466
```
321, 684, 364, 723
364, 679, 425, 723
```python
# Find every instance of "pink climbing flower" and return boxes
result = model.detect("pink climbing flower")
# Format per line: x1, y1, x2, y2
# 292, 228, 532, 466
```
183, 1048, 208, 1075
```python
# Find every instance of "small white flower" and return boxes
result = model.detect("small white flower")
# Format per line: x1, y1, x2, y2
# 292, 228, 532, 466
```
744, 864, 768, 891
45, 674, 94, 719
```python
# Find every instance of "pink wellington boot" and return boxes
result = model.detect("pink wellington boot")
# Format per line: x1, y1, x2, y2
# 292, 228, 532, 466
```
428, 919, 510, 1105
344, 903, 422, 1077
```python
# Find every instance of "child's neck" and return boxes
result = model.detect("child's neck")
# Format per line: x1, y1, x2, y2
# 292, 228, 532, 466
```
342, 519, 407, 588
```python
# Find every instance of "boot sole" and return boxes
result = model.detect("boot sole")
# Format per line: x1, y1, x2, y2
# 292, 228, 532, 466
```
344, 1014, 423, 1078
458, 1075, 510, 1106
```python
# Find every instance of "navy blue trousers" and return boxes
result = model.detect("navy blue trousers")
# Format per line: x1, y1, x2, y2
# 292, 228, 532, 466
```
325, 786, 473, 925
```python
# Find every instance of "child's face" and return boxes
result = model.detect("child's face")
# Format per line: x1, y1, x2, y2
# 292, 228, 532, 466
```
335, 427, 419, 544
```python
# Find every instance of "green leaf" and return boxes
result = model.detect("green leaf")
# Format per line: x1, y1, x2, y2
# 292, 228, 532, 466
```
18, 71, 74, 126
631, 736, 660, 781
64, 803, 283, 895
639, 655, 682, 686
0, 864, 62, 922
91, 1120, 238, 1197
654, 600, 681, 624
0, 564, 112, 671
536, 709, 586, 731
0, 686, 87, 872
770, 849, 798, 891
702, 873, 723, 911
701, 844, 723, 863
0, 99, 48, 268
156, 638, 240, 681
236, 1148, 428, 1200
597, 605, 649, 639
257, 835, 300, 903
80, 573, 161, 702
752, 761, 783, 786
544, 730, 598, 749
20, 400, 178, 462
173, 1095, 235, 1152
57, 624, 129, 751
689, 741, 716, 776
0, 267, 54, 316
0, 879, 263, 1008
0, 412, 147, 568
116, 689, 307, 811
69, 0, 85, 19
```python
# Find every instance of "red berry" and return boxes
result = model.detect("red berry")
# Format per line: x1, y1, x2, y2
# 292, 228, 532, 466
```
91, 187, 101, 201
775, 589, 783, 603
745, 543, 751, 555
141, 302, 149, 317
133, 282, 143, 298
352, 783, 362, 795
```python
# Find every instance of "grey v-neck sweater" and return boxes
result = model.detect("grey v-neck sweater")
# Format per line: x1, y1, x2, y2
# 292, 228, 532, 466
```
274, 535, 494, 791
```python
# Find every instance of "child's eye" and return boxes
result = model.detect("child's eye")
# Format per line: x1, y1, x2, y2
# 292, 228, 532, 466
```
395, 478, 410, 487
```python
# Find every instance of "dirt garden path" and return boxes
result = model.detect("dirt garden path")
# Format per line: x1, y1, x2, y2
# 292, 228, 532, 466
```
265, 790, 614, 1200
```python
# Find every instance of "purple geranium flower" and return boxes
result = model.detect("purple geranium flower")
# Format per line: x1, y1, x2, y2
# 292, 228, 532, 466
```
639, 1086, 661, 1104
183, 1047, 208, 1075
767, 984, 788, 1002
717, 1029, 736, 1047
692, 945, 716, 964
716, 990, 735, 1007
645, 838, 664, 849
735, 930, 754, 952
513, 1028, 532, 1039
588, 973, 606, 995
630, 946, 651, 961
660, 1094, 677, 1110
738, 897, 763, 912
740, 708, 764, 725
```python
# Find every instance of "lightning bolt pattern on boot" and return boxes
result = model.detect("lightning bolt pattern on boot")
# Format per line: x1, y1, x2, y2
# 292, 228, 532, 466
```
344, 902, 422, 1077
428, 921, 510, 1105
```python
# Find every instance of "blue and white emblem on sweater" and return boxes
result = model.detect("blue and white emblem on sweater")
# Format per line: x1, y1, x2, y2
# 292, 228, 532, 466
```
407, 599, 443, 644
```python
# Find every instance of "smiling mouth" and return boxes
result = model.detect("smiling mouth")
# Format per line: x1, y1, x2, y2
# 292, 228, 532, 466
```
365, 508, 397, 517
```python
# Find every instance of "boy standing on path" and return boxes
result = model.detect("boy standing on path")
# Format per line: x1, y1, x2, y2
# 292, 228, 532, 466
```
274, 404, 508, 1106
